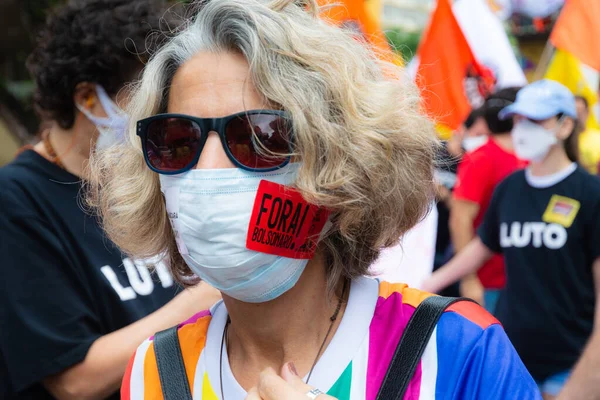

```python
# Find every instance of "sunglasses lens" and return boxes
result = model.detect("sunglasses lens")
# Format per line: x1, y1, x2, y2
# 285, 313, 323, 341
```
225, 114, 291, 169
145, 118, 202, 172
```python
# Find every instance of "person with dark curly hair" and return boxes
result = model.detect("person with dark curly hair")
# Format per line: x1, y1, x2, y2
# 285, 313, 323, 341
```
0, 1, 220, 399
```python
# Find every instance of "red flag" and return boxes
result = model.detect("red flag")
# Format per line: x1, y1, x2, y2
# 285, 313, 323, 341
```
416, 0, 494, 131
551, 0, 600, 72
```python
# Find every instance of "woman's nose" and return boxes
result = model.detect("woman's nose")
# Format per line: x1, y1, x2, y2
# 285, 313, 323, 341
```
195, 131, 236, 169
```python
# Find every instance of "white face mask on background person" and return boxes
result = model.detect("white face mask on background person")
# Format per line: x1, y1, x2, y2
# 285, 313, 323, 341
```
462, 135, 488, 152
512, 119, 559, 162
159, 163, 329, 303
76, 85, 128, 150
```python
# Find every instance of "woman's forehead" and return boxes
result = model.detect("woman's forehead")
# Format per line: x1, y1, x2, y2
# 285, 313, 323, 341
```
167, 51, 268, 118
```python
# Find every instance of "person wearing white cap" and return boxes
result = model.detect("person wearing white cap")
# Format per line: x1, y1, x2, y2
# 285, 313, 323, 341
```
423, 79, 600, 399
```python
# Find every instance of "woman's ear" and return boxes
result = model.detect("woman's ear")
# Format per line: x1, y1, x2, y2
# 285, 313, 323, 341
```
73, 82, 97, 111
557, 117, 575, 140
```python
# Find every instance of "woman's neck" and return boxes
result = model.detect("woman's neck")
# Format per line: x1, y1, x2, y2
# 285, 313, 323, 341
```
33, 122, 92, 178
223, 254, 347, 390
491, 132, 514, 152
528, 146, 572, 177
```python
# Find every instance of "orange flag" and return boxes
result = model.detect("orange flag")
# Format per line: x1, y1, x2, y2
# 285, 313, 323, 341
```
551, 0, 600, 72
317, 0, 401, 65
416, 0, 494, 132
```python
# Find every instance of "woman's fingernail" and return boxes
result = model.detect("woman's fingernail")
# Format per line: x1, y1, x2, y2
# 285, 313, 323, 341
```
288, 362, 299, 376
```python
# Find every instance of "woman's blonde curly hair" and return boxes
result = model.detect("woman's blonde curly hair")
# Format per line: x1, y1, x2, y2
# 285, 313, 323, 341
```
88, 0, 438, 290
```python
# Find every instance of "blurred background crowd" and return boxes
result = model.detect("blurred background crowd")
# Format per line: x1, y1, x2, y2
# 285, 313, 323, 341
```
0, 0, 585, 157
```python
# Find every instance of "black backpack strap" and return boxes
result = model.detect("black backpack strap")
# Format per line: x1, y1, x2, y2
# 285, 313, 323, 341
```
153, 326, 193, 400
376, 296, 475, 400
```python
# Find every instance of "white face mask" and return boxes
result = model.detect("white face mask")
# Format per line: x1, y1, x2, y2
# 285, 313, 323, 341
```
512, 119, 559, 162
76, 85, 128, 150
462, 135, 488, 152
159, 163, 330, 303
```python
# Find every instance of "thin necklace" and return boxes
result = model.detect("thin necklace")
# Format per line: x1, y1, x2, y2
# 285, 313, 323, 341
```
42, 130, 65, 169
219, 280, 348, 399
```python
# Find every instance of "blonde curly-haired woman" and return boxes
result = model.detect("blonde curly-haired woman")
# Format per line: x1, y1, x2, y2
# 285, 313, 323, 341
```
89, 1, 540, 399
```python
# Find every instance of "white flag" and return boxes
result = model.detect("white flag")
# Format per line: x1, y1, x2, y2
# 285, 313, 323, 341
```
488, 0, 564, 20
370, 204, 438, 288
454, 0, 527, 89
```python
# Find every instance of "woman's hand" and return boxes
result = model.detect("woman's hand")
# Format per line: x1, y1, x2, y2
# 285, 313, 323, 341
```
245, 362, 337, 400
460, 275, 485, 306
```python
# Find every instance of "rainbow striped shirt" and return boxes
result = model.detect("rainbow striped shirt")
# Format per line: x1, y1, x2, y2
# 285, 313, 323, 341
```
122, 278, 540, 399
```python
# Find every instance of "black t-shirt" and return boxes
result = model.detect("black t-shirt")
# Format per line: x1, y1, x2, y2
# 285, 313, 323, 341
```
0, 151, 179, 399
478, 166, 600, 381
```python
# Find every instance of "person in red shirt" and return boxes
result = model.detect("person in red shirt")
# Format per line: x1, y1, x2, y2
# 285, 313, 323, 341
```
450, 88, 526, 313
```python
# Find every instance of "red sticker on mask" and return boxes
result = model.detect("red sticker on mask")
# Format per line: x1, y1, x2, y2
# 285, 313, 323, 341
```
246, 180, 330, 259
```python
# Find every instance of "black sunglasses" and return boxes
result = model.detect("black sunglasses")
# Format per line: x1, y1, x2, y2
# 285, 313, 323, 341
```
136, 110, 293, 174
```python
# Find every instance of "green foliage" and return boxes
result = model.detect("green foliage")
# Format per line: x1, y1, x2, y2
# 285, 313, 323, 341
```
385, 28, 422, 62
